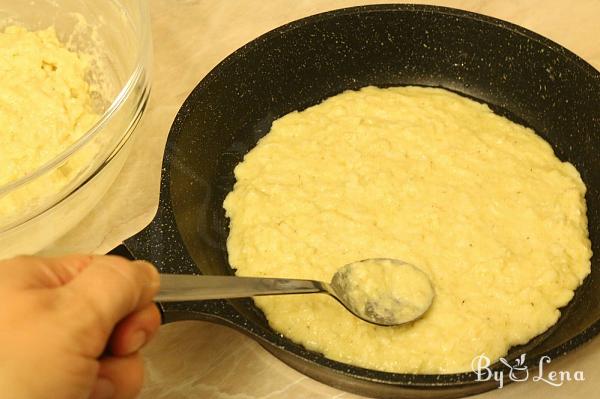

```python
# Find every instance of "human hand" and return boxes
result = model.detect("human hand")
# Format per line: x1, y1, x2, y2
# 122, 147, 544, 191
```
0, 255, 161, 399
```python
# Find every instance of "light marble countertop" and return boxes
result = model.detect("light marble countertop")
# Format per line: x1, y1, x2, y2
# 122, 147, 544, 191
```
49, 0, 600, 398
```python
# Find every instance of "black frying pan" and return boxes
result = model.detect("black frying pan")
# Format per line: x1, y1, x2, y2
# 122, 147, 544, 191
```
124, 4, 600, 398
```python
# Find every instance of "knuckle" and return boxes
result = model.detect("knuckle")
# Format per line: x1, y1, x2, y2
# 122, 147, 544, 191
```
60, 288, 109, 355
107, 263, 144, 311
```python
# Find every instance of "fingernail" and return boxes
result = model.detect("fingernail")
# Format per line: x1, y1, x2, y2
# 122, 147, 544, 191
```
90, 378, 115, 399
134, 260, 159, 288
126, 329, 147, 354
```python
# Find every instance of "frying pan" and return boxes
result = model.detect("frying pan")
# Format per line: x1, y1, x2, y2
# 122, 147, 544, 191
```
124, 4, 600, 398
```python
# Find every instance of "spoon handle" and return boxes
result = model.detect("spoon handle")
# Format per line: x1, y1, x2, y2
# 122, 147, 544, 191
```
156, 274, 327, 302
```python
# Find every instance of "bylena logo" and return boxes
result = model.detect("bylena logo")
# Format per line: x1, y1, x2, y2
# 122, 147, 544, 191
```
471, 354, 585, 388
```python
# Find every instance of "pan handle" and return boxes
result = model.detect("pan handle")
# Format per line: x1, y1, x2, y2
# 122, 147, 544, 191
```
107, 244, 137, 259
156, 300, 238, 324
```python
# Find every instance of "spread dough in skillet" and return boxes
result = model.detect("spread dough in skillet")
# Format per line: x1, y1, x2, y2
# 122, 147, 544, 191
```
223, 86, 591, 373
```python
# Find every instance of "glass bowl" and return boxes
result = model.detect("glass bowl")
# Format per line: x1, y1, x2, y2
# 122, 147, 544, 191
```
0, 0, 152, 259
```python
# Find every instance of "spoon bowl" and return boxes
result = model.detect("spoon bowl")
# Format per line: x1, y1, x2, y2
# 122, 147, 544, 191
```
329, 258, 435, 325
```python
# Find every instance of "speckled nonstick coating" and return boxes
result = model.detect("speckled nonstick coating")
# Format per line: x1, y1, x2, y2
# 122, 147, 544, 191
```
125, 4, 600, 398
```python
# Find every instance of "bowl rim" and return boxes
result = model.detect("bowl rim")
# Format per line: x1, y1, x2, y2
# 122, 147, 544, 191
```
153, 2, 600, 388
0, 0, 151, 197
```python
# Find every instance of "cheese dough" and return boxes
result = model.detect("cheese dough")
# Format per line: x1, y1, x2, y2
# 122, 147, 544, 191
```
0, 26, 99, 223
224, 86, 591, 373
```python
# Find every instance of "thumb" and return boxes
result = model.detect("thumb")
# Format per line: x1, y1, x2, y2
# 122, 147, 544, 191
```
63, 256, 159, 357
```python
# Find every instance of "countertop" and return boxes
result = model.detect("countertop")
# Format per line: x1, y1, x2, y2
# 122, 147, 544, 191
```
48, 1, 600, 398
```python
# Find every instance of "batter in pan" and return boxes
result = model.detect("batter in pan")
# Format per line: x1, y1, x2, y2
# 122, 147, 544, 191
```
224, 86, 591, 373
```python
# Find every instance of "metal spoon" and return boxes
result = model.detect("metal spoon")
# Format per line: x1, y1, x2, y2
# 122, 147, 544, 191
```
156, 258, 434, 326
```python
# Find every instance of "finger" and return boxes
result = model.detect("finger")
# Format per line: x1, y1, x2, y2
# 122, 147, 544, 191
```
65, 257, 160, 342
0, 254, 93, 290
90, 354, 144, 399
108, 303, 161, 356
